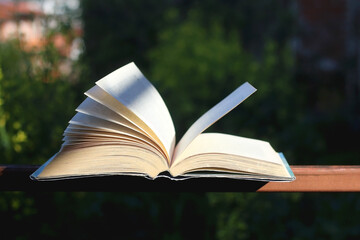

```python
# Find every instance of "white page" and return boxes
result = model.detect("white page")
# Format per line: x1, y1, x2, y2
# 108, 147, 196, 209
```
69, 112, 154, 144
174, 133, 282, 165
172, 82, 256, 163
95, 62, 176, 158
76, 97, 144, 134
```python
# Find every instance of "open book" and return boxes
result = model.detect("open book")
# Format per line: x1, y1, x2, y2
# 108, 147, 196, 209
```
31, 62, 295, 182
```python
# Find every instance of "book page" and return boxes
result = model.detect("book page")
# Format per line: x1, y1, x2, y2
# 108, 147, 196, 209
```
68, 112, 158, 147
76, 97, 145, 135
172, 82, 256, 165
174, 133, 282, 165
31, 144, 168, 180
95, 62, 176, 162
85, 85, 170, 162
62, 124, 167, 159
170, 133, 290, 179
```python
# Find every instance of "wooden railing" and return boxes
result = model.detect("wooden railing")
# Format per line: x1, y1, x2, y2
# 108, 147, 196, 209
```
1, 165, 360, 192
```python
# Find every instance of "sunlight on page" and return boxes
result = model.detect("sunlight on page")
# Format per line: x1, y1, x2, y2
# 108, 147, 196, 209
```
84, 85, 169, 160
95, 62, 176, 159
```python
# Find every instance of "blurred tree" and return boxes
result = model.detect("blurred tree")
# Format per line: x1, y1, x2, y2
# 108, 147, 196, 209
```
80, 0, 295, 80
0, 40, 76, 164
178, 0, 296, 57
1, 1, 359, 240
80, 0, 174, 81
148, 9, 259, 136
148, 9, 301, 163
207, 192, 360, 240
80, 0, 303, 161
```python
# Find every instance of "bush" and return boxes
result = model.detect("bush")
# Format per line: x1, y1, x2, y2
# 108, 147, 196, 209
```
0, 40, 76, 164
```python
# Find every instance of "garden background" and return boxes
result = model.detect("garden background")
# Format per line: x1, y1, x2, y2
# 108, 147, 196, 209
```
1, 0, 360, 239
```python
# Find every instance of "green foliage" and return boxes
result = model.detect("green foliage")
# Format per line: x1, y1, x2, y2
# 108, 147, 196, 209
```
148, 9, 300, 155
0, 40, 76, 164
80, 0, 173, 80
207, 193, 360, 240
1, 192, 214, 239
148, 10, 254, 136
1, 1, 359, 239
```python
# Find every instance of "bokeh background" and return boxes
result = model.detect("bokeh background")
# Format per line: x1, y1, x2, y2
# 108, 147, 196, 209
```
1, 0, 360, 239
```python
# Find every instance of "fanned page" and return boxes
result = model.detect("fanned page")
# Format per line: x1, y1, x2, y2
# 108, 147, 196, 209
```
83, 85, 169, 161
95, 63, 176, 160
172, 82, 257, 165
31, 62, 175, 180
31, 62, 294, 181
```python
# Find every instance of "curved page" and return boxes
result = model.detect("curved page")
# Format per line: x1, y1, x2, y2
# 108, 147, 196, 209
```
84, 85, 169, 161
76, 97, 144, 135
95, 62, 176, 160
68, 112, 158, 148
172, 82, 256, 164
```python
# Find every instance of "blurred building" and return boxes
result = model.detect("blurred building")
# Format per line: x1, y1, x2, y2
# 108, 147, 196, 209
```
0, 0, 82, 76
0, 1, 45, 49
296, 0, 360, 125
